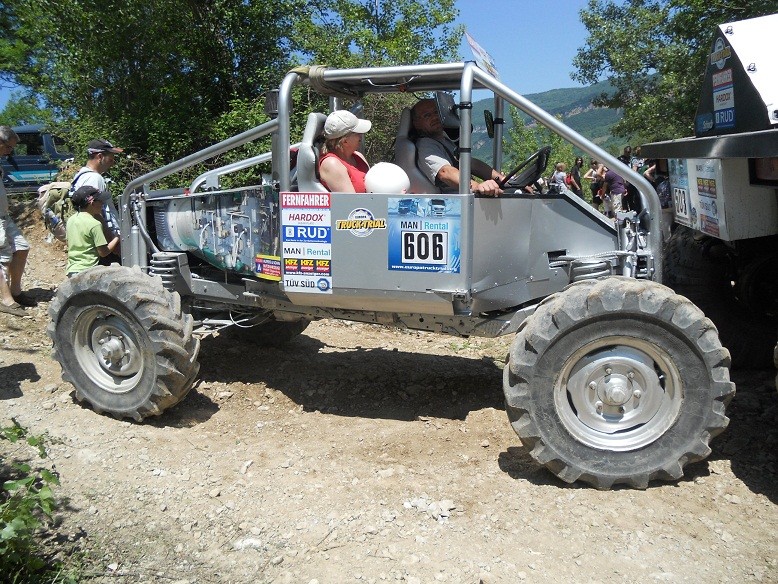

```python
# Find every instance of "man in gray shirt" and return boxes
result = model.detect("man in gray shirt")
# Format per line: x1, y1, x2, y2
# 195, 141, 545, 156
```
412, 99, 504, 196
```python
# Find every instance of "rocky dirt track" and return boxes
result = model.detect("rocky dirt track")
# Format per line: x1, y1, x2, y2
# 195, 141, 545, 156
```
1, 200, 777, 583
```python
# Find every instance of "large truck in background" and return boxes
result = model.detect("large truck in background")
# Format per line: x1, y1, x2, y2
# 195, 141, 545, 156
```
642, 13, 778, 381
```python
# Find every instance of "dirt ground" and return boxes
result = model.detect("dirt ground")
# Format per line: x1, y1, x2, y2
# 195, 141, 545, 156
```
1, 200, 777, 584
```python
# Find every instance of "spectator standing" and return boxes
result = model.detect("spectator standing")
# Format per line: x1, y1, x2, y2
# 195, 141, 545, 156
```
644, 159, 674, 241
65, 186, 120, 276
569, 156, 584, 197
0, 126, 34, 308
71, 139, 123, 242
583, 159, 602, 210
618, 146, 632, 166
597, 164, 628, 218
630, 146, 645, 172
550, 162, 567, 189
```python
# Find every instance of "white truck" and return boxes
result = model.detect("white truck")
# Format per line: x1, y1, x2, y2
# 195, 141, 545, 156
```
642, 13, 777, 385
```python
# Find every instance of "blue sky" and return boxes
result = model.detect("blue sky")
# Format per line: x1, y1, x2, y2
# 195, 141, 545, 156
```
0, 0, 593, 109
456, 0, 592, 94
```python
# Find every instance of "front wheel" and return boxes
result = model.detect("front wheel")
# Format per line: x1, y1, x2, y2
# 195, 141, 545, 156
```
504, 277, 735, 489
48, 266, 200, 421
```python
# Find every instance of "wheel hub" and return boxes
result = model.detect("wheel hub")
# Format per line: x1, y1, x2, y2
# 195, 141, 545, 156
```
98, 335, 126, 366
89, 316, 143, 378
598, 373, 632, 406
556, 341, 682, 452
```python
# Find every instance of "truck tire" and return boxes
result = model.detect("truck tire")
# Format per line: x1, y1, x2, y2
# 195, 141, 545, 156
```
48, 266, 200, 421
774, 336, 778, 392
663, 225, 777, 368
503, 277, 734, 489
219, 318, 310, 346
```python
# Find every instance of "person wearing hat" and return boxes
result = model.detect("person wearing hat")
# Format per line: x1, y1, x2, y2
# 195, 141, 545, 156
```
68, 138, 124, 243
318, 110, 372, 193
65, 185, 120, 277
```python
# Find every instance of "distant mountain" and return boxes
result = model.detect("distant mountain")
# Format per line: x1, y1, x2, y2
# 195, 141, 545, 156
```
470, 81, 627, 160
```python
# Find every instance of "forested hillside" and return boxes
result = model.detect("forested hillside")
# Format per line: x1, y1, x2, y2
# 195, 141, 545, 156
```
472, 80, 626, 160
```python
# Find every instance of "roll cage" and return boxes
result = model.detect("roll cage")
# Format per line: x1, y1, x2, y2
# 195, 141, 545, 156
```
120, 61, 663, 280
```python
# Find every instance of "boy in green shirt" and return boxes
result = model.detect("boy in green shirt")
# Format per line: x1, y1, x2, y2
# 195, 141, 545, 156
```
66, 186, 120, 276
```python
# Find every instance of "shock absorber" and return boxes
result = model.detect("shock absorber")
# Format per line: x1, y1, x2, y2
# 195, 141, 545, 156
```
149, 252, 181, 292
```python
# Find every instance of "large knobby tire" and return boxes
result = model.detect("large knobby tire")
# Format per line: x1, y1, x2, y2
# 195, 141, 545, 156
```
663, 226, 776, 368
48, 266, 200, 421
218, 318, 310, 346
504, 277, 735, 489
774, 336, 778, 393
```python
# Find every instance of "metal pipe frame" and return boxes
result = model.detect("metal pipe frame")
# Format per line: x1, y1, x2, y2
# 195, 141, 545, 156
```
123, 61, 662, 280
189, 143, 300, 193
468, 66, 663, 282
119, 118, 279, 265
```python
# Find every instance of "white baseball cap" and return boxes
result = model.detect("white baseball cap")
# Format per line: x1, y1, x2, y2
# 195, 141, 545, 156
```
324, 110, 372, 139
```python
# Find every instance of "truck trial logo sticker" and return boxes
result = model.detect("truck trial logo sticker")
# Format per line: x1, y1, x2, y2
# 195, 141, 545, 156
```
709, 37, 731, 70
335, 208, 387, 237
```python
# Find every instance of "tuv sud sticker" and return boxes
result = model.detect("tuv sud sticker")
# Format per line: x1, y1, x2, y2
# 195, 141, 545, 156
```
280, 192, 333, 294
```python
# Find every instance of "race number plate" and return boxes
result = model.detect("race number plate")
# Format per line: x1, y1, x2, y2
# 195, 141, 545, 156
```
401, 230, 448, 265
673, 187, 690, 222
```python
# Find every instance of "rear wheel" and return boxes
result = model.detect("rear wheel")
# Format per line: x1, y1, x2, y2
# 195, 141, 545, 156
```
504, 277, 734, 489
48, 266, 200, 421
663, 226, 777, 368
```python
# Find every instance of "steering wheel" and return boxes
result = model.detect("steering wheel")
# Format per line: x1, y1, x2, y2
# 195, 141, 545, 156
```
497, 146, 552, 190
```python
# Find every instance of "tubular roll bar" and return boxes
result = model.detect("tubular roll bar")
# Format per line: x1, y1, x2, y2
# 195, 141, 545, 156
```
119, 118, 279, 265
123, 61, 662, 281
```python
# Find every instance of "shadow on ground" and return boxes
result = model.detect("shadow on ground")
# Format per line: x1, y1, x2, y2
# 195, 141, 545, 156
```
0, 362, 40, 400
196, 332, 506, 423
704, 368, 778, 503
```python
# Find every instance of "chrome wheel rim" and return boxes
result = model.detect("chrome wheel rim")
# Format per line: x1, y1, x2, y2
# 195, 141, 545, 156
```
73, 306, 145, 394
554, 336, 683, 451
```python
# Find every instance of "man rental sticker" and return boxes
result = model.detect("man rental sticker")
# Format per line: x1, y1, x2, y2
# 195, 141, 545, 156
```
387, 197, 461, 273
280, 192, 333, 293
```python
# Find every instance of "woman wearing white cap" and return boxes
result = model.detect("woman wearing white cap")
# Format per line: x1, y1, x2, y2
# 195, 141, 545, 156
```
318, 110, 372, 193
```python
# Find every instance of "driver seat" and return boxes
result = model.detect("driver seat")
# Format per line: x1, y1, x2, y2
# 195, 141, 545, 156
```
296, 112, 328, 192
394, 108, 439, 194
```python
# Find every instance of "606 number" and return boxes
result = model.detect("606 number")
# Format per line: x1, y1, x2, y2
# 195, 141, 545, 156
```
402, 231, 446, 264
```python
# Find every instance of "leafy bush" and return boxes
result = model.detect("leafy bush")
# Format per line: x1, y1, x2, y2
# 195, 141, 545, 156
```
1, 419, 61, 581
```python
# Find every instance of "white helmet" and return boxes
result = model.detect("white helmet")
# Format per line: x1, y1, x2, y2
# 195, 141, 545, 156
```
365, 162, 410, 194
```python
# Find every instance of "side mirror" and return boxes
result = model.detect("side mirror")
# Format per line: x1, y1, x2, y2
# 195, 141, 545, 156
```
263, 90, 279, 119
484, 110, 494, 139
435, 91, 459, 129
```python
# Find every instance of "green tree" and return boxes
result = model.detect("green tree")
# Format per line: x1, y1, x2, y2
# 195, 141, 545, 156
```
0, 0, 307, 185
0, 92, 55, 126
292, 0, 463, 164
294, 0, 461, 68
573, 0, 778, 141
505, 107, 574, 182
0, 0, 461, 185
